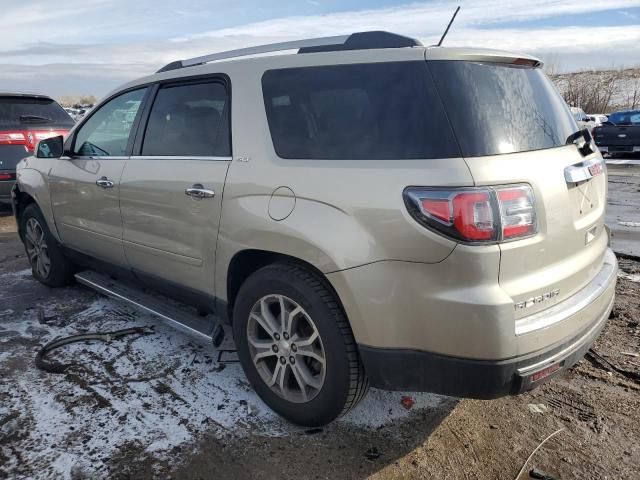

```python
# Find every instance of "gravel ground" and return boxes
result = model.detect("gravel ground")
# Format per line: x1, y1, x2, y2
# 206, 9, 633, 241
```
0, 168, 639, 479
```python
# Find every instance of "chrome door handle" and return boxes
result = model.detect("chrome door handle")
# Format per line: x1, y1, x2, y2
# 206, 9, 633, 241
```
96, 176, 114, 188
185, 184, 215, 199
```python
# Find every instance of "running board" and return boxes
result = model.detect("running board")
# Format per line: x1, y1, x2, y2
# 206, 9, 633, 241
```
75, 270, 221, 343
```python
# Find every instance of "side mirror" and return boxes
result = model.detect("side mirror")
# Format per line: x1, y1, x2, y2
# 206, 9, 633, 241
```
36, 135, 64, 158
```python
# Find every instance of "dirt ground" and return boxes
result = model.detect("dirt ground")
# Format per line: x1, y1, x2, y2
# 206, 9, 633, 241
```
1, 192, 639, 479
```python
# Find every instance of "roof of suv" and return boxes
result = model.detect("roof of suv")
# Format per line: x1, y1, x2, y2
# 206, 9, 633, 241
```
113, 31, 542, 97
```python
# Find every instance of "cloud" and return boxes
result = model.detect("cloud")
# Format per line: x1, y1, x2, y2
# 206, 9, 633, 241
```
0, 0, 639, 97
619, 10, 638, 19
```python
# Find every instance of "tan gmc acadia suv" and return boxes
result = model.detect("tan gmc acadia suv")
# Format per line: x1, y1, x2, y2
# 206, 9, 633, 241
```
11, 32, 618, 427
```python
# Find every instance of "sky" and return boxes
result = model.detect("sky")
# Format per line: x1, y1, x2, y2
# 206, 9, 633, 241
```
0, 0, 639, 99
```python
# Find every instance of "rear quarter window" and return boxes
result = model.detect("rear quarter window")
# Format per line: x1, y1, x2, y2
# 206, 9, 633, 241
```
261, 62, 460, 160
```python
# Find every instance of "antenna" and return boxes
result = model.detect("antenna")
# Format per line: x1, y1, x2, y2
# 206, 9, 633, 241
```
437, 6, 461, 47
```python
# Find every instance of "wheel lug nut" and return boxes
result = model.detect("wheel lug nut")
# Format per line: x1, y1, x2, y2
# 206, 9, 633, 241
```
272, 345, 278, 353
289, 356, 295, 364
274, 333, 280, 340
283, 332, 289, 340
291, 344, 297, 352
280, 356, 286, 364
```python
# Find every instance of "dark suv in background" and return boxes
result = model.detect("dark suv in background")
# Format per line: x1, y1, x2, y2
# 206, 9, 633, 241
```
0, 93, 73, 204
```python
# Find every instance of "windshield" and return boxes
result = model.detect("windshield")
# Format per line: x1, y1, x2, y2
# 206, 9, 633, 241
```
608, 111, 640, 126
428, 61, 577, 157
0, 96, 74, 127
571, 108, 586, 121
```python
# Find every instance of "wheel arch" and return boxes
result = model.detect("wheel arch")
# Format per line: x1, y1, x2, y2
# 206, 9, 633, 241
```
225, 249, 347, 325
13, 186, 37, 241
14, 167, 62, 243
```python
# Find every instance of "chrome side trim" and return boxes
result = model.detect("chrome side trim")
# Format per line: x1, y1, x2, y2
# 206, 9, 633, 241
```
128, 156, 232, 161
515, 249, 617, 336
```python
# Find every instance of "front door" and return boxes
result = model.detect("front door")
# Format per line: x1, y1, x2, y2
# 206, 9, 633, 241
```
49, 88, 148, 266
119, 80, 231, 295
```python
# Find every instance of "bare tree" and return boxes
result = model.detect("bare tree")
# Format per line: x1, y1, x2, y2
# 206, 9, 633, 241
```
559, 72, 619, 113
626, 78, 640, 109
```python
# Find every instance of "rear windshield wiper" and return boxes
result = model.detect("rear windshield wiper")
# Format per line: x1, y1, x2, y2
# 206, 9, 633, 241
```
19, 114, 53, 123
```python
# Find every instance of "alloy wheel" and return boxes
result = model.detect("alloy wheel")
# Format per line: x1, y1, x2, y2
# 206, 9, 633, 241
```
24, 217, 51, 278
247, 294, 326, 403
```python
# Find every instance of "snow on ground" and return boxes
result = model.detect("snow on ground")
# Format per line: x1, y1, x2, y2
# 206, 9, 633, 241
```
0, 271, 447, 479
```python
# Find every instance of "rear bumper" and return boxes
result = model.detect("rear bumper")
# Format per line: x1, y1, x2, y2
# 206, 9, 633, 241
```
359, 291, 612, 397
597, 145, 640, 154
354, 249, 617, 398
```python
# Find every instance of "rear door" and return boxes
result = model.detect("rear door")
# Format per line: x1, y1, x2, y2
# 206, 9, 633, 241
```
49, 88, 148, 266
428, 59, 608, 317
120, 79, 231, 295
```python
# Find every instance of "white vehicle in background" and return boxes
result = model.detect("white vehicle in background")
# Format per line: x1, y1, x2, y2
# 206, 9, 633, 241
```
588, 114, 608, 127
570, 106, 593, 131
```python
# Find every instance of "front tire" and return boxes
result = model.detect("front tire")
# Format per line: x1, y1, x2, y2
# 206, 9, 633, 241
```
20, 204, 74, 287
233, 263, 368, 426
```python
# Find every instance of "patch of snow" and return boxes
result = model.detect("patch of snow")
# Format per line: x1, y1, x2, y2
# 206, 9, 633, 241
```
0, 267, 32, 278
342, 389, 447, 428
618, 271, 640, 283
618, 221, 640, 228
0, 295, 447, 478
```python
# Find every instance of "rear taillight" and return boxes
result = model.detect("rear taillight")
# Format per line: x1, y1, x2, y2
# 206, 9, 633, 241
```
495, 186, 536, 240
0, 130, 67, 152
404, 185, 537, 244
0, 172, 15, 181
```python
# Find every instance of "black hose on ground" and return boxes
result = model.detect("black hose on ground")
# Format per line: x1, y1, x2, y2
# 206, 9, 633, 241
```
35, 326, 154, 373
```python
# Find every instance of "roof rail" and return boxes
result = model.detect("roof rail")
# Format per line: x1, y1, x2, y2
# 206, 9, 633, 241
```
156, 31, 422, 73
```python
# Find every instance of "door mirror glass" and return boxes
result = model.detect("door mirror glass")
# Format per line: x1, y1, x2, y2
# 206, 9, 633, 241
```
36, 135, 64, 158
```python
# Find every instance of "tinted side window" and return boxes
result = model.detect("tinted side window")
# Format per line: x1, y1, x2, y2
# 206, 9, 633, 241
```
141, 82, 230, 157
262, 62, 460, 160
74, 88, 147, 156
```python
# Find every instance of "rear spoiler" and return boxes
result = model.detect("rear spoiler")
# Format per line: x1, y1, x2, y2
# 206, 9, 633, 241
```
425, 47, 542, 68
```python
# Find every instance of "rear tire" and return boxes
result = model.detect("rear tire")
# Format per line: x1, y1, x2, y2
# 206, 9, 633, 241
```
233, 263, 368, 426
20, 204, 74, 287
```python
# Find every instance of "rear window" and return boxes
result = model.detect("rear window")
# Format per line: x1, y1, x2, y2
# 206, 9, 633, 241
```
608, 111, 640, 126
428, 61, 577, 157
0, 96, 73, 127
262, 62, 460, 160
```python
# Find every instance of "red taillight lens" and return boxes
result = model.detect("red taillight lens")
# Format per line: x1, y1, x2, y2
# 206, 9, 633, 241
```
0, 130, 67, 152
0, 131, 27, 149
0, 173, 15, 180
452, 191, 494, 241
404, 185, 537, 244
420, 198, 451, 223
